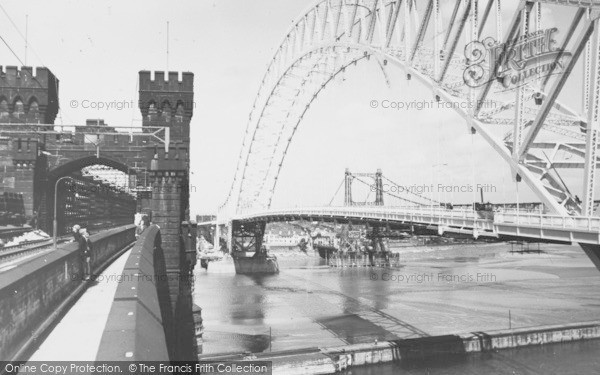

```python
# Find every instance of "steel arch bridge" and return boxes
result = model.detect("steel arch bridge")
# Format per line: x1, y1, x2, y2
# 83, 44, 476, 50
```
221, 0, 600, 220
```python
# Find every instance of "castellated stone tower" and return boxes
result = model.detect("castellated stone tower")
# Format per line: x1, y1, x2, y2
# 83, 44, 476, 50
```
0, 66, 59, 217
138, 70, 195, 360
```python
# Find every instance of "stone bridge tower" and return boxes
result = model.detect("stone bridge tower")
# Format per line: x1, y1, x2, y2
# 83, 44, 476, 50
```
0, 67, 197, 359
0, 66, 59, 217
138, 71, 195, 360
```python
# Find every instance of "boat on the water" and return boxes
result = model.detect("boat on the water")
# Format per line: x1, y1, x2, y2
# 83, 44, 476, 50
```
198, 250, 224, 262
197, 244, 225, 269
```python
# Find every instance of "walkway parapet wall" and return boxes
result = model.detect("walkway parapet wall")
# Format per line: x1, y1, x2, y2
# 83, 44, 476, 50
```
96, 225, 171, 361
0, 224, 135, 360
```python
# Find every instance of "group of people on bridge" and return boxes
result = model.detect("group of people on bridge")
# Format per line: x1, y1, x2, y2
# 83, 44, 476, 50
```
70, 214, 151, 281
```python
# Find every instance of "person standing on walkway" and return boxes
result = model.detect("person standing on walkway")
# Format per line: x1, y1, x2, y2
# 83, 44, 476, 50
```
72, 224, 81, 242
136, 215, 150, 239
78, 227, 92, 280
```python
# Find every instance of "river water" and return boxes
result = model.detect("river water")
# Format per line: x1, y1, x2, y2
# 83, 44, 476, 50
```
193, 243, 600, 372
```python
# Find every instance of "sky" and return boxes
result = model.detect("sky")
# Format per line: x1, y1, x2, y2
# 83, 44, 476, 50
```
0, 0, 590, 216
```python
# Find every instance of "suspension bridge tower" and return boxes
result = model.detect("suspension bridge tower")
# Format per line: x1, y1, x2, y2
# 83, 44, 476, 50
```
344, 168, 384, 206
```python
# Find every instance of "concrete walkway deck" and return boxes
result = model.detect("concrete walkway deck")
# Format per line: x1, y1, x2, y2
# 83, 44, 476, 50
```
28, 249, 132, 361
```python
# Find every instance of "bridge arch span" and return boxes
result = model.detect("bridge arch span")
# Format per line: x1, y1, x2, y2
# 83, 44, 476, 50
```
44, 155, 137, 235
49, 155, 136, 178
223, 0, 596, 218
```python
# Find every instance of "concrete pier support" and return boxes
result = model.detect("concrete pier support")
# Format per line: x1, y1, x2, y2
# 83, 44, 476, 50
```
230, 220, 278, 274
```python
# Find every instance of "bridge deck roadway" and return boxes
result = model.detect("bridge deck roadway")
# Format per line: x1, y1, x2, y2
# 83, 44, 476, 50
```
231, 207, 600, 245
27, 249, 132, 361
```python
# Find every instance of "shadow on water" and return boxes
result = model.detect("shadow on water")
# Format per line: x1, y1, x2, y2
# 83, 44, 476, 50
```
341, 335, 469, 374
307, 267, 398, 344
201, 331, 271, 353
246, 273, 277, 285
227, 274, 277, 322
199, 273, 278, 354
337, 267, 391, 313
317, 314, 397, 344
226, 274, 276, 353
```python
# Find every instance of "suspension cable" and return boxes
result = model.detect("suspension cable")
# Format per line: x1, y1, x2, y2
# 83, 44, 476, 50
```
0, 33, 24, 66
352, 175, 430, 206
327, 177, 345, 206
381, 175, 439, 203
0, 4, 46, 67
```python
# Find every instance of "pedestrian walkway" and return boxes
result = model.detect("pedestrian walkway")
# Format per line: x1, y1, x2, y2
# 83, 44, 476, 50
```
28, 249, 132, 361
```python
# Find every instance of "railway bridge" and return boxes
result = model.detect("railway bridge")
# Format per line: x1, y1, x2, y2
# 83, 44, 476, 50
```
0, 67, 198, 360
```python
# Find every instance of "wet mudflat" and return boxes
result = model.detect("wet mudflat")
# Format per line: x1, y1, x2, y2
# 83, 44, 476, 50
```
193, 243, 600, 357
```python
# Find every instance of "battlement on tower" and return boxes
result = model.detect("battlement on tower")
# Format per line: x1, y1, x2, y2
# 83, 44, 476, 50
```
0, 66, 59, 124
138, 70, 193, 92
0, 66, 58, 89
138, 70, 194, 143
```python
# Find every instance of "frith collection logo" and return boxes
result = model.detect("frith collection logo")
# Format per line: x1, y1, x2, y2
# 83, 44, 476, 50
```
463, 27, 571, 90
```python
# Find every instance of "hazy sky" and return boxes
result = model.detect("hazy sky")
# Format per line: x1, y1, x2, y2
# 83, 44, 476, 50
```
0, 0, 589, 215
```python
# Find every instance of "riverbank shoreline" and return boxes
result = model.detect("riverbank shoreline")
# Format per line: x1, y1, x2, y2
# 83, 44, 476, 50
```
198, 320, 600, 374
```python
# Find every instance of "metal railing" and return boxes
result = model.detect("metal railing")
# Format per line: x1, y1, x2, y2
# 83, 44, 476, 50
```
0, 236, 70, 263
236, 205, 481, 221
234, 206, 499, 234
494, 212, 600, 231
226, 205, 600, 244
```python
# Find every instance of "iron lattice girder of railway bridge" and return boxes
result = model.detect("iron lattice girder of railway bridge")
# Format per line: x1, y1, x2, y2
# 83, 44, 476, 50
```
216, 0, 600, 270
0, 66, 197, 360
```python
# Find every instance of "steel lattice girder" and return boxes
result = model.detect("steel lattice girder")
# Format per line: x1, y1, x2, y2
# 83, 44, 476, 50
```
220, 0, 600, 218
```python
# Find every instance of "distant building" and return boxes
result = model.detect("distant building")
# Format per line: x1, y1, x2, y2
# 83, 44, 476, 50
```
313, 232, 339, 248
196, 215, 216, 223
74, 119, 116, 134
264, 229, 309, 246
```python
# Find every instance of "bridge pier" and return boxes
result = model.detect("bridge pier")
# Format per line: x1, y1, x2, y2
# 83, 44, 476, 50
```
580, 244, 600, 271
148, 168, 195, 359
230, 220, 266, 252
138, 70, 196, 360
366, 223, 389, 266
230, 220, 278, 274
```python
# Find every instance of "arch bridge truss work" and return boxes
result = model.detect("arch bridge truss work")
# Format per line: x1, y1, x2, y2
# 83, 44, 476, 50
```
213, 0, 600, 267
222, 0, 600, 215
